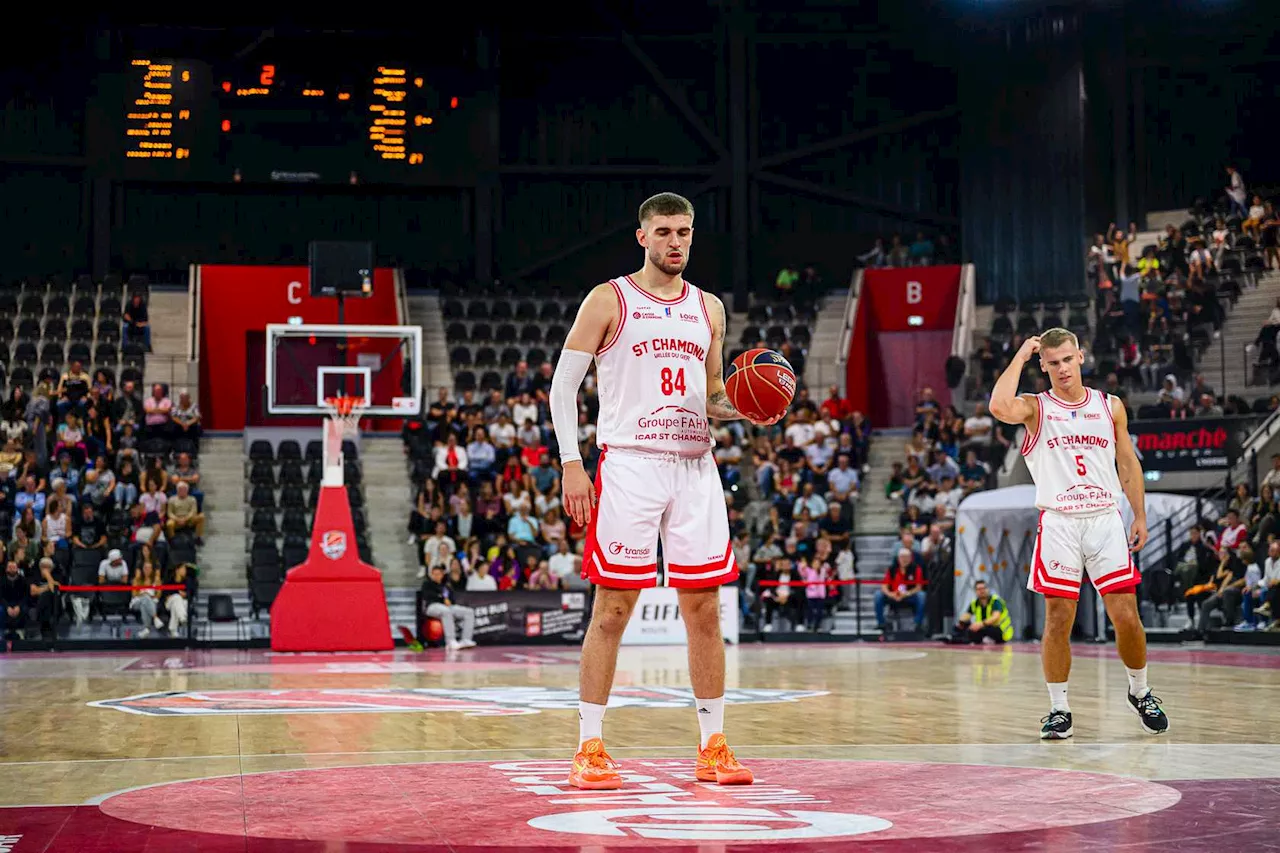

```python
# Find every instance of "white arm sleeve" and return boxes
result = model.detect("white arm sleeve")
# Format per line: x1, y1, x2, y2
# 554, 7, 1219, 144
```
550, 349, 594, 465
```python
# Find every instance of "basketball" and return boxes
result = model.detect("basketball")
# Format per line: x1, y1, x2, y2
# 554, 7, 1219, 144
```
724, 348, 796, 421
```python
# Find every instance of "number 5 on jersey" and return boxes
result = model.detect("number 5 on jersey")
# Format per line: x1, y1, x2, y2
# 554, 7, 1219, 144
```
1075, 454, 1087, 475
661, 367, 686, 396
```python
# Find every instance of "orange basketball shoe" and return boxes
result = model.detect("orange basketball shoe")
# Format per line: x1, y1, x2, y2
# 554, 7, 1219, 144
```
568, 737, 623, 790
695, 733, 754, 785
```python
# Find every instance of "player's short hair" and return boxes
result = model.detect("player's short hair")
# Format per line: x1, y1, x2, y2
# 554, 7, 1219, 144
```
638, 192, 694, 225
1039, 328, 1079, 351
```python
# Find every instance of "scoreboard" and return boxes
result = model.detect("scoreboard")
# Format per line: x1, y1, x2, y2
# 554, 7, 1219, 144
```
101, 55, 482, 185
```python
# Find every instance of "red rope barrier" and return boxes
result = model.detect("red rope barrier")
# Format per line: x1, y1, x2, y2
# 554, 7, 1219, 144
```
55, 584, 187, 592
757, 578, 928, 586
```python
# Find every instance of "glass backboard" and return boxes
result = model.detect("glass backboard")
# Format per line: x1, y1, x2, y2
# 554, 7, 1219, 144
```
265, 323, 422, 416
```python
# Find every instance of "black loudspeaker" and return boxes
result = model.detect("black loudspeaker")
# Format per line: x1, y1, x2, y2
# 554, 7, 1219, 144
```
309, 241, 373, 298
945, 355, 966, 389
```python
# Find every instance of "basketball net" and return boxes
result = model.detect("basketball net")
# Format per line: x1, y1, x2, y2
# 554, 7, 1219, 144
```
322, 396, 364, 487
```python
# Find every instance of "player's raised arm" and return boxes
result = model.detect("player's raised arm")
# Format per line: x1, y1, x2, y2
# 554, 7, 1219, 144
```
988, 335, 1041, 428
552, 283, 619, 526
1110, 397, 1148, 552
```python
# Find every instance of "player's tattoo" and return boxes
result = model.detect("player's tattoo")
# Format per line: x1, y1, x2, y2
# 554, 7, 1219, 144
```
706, 297, 744, 421
707, 389, 743, 421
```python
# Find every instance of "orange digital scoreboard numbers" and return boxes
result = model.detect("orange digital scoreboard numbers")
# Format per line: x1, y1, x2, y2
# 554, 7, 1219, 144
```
123, 59, 199, 161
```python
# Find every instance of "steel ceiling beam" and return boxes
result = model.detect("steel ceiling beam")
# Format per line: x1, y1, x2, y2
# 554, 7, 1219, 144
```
593, 6, 729, 162
751, 106, 959, 172
497, 164, 718, 177
754, 171, 957, 227
509, 177, 723, 281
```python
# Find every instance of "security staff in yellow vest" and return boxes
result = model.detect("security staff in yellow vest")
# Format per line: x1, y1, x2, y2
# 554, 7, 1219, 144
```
950, 580, 1014, 644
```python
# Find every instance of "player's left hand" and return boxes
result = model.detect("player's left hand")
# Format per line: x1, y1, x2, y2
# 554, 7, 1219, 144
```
748, 413, 784, 426
1129, 518, 1148, 553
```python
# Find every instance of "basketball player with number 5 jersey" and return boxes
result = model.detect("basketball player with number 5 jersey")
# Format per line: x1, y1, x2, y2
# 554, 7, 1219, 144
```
990, 328, 1169, 740
549, 192, 781, 790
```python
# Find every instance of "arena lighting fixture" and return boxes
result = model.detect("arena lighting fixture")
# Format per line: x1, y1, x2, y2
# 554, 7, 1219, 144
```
907, 315, 924, 326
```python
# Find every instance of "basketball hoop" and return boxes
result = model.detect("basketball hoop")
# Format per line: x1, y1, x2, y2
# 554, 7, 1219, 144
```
321, 396, 365, 488
323, 395, 366, 439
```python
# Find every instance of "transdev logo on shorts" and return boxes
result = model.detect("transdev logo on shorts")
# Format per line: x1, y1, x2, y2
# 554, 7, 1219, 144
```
609, 541, 652, 559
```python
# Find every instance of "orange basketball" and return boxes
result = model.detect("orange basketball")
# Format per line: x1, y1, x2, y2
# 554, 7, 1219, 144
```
724, 348, 796, 422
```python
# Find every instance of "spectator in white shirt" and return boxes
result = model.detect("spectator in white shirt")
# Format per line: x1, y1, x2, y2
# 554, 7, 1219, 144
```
419, 521, 457, 578
1224, 165, 1247, 219
1157, 374, 1185, 405
465, 563, 497, 591
547, 539, 579, 585
98, 548, 129, 583
432, 433, 469, 479
793, 483, 827, 519
962, 402, 995, 449
784, 412, 816, 448
1263, 454, 1280, 490
489, 414, 516, 451
826, 453, 860, 503
804, 439, 833, 476
932, 476, 963, 526
511, 393, 539, 433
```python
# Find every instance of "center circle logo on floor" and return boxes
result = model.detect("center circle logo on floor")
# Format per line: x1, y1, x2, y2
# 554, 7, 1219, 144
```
90, 758, 1185, 847
528, 806, 890, 841
320, 530, 346, 560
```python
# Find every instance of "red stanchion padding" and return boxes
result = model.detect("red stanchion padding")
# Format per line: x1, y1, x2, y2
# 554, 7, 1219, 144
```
270, 485, 392, 651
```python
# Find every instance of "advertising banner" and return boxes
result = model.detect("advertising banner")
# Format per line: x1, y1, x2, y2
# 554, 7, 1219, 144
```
1129, 417, 1244, 472
417, 590, 588, 645
620, 586, 740, 646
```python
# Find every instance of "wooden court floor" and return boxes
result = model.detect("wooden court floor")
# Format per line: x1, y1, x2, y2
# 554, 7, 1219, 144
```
0, 641, 1277, 851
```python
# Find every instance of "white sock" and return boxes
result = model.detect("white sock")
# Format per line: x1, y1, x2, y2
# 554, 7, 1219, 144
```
1126, 666, 1149, 698
1047, 682, 1070, 712
578, 701, 606, 746
695, 696, 725, 748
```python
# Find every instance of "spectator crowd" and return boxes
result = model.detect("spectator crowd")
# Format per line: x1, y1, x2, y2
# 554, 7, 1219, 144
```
0, 367, 203, 645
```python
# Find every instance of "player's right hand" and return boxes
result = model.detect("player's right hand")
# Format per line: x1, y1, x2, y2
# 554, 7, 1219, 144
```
1016, 336, 1042, 361
562, 463, 597, 527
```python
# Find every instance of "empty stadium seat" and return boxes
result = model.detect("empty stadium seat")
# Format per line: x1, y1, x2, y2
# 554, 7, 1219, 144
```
277, 440, 302, 461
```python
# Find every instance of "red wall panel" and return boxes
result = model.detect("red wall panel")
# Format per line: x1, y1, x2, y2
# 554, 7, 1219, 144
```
198, 265, 401, 431
845, 266, 961, 428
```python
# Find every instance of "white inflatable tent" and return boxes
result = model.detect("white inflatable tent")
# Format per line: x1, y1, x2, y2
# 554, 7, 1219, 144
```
954, 486, 1204, 639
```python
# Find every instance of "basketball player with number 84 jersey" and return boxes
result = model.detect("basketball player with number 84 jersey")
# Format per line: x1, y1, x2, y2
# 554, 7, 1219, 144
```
548, 192, 783, 791
990, 328, 1169, 741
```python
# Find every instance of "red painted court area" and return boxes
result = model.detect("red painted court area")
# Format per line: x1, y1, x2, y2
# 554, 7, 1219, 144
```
0, 760, 1276, 851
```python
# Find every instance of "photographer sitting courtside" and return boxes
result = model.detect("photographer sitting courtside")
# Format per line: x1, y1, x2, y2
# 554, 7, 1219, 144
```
948, 580, 1013, 644
421, 563, 477, 651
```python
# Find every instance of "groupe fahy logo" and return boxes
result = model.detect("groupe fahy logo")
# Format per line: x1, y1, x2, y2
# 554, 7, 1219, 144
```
319, 529, 347, 560
609, 541, 652, 559
89, 686, 829, 717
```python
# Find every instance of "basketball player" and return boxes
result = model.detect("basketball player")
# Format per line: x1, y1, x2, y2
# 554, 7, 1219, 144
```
550, 192, 780, 789
990, 328, 1169, 739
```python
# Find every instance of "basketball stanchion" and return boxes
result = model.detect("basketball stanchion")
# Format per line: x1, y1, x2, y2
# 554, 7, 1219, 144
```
269, 395, 393, 652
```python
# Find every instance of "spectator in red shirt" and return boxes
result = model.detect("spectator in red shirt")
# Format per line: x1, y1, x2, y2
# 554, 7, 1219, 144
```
820, 385, 851, 421
875, 548, 926, 631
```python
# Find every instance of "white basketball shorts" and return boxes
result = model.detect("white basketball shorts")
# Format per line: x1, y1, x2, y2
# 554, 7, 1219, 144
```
583, 447, 736, 590
1027, 510, 1140, 600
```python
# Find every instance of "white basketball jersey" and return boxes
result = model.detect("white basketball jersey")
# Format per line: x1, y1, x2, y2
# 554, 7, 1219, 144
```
594, 275, 713, 456
1022, 388, 1125, 516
